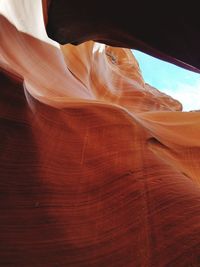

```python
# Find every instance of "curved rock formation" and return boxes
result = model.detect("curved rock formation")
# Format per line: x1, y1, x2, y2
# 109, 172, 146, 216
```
0, 0, 200, 266
46, 0, 200, 73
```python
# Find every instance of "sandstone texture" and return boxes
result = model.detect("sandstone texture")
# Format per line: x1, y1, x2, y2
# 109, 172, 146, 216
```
0, 1, 200, 266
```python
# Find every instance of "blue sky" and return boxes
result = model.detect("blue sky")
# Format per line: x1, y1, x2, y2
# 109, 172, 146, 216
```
132, 50, 200, 111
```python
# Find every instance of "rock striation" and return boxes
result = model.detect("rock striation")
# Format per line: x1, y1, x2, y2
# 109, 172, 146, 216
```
0, 1, 200, 266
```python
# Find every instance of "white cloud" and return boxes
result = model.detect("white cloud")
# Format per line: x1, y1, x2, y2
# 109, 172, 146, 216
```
162, 80, 200, 111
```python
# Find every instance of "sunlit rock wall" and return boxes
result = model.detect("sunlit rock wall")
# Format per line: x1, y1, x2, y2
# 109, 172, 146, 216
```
0, 1, 200, 266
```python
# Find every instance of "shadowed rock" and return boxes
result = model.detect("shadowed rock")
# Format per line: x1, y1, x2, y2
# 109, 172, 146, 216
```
0, 1, 200, 266
46, 0, 200, 73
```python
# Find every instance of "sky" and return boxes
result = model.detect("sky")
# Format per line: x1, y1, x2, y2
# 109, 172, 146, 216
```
132, 50, 200, 111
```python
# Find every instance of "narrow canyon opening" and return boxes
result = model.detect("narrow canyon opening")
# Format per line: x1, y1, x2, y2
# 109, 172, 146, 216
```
133, 50, 200, 111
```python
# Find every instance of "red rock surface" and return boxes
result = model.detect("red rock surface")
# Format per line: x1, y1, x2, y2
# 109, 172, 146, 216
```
0, 1, 200, 266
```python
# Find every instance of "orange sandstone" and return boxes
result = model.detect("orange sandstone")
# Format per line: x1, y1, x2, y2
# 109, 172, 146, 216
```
0, 1, 200, 266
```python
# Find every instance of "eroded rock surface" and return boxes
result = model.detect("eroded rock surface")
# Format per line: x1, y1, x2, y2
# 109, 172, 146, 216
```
0, 1, 200, 266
